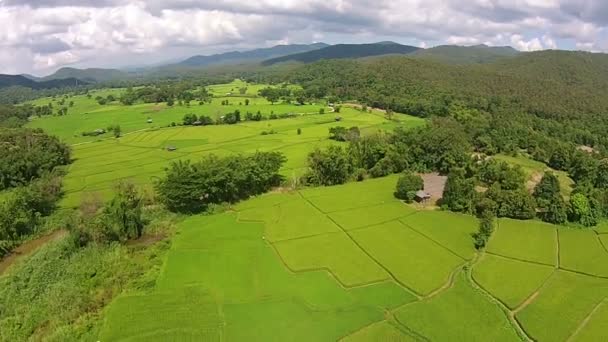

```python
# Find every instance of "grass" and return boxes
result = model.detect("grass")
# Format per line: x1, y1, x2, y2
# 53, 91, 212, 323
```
487, 218, 558, 266
351, 220, 464, 295
273, 232, 389, 286
559, 228, 608, 276
394, 272, 521, 341
594, 221, 608, 233
472, 254, 555, 309
400, 211, 479, 260
516, 271, 608, 341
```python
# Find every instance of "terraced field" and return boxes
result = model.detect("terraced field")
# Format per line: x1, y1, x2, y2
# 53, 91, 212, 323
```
98, 176, 608, 341
58, 107, 421, 208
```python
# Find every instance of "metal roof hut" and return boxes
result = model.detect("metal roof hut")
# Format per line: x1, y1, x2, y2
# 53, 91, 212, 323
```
166, 146, 177, 152
415, 190, 431, 203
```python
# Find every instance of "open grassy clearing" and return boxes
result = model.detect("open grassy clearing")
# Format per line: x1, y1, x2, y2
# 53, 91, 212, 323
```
399, 211, 478, 260
472, 253, 555, 309
487, 218, 558, 266
394, 272, 521, 341
350, 220, 465, 295
101, 211, 417, 341
559, 228, 608, 277
595, 221, 608, 233
494, 154, 574, 197
516, 271, 608, 341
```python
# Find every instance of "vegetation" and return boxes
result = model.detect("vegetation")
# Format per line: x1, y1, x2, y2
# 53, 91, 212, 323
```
155, 152, 285, 213
394, 172, 423, 203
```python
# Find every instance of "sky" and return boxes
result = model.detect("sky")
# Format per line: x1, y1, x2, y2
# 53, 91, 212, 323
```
1, 0, 608, 76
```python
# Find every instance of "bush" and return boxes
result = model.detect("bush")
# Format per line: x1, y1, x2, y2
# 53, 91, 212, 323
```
394, 172, 423, 203
473, 211, 494, 249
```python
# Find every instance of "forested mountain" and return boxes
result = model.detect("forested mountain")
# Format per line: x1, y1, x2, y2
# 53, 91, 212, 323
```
42, 67, 130, 83
0, 74, 86, 90
262, 42, 421, 65
412, 44, 520, 64
281, 49, 608, 151
173, 43, 329, 67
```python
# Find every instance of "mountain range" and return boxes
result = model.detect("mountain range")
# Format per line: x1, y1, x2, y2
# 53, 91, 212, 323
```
0, 42, 526, 88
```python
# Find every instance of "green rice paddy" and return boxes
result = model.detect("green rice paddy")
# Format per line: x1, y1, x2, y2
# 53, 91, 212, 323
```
21, 81, 608, 341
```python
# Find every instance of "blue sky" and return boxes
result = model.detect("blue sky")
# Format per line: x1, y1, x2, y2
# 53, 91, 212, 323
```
1, 0, 607, 75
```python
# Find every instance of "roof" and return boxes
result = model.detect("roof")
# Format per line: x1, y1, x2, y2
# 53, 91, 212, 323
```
415, 190, 431, 199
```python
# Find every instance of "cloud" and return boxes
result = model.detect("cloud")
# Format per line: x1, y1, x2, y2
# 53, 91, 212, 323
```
1, 0, 608, 74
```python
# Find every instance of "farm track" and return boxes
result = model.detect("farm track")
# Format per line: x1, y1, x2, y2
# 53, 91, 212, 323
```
566, 298, 607, 342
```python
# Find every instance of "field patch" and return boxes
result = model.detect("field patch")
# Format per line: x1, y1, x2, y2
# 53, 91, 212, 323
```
342, 321, 415, 341
572, 300, 608, 342
559, 229, 608, 277
516, 271, 608, 342
351, 220, 464, 295
238, 197, 341, 241
394, 272, 520, 342
487, 219, 557, 266
400, 211, 478, 259
273, 232, 389, 286
301, 175, 399, 213
472, 254, 554, 309
99, 287, 222, 342
329, 201, 416, 230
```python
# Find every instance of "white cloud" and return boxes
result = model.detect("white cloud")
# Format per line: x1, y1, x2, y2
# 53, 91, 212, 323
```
1, 0, 608, 74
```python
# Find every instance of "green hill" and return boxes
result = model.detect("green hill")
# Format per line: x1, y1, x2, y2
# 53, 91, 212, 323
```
412, 44, 520, 64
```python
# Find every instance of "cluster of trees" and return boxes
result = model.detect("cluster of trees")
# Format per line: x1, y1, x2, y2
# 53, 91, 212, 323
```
0, 128, 71, 190
306, 119, 471, 186
118, 83, 211, 106
0, 172, 64, 256
155, 152, 286, 213
182, 113, 214, 126
329, 126, 360, 142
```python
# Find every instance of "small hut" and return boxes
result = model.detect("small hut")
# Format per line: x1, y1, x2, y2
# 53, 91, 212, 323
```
147, 118, 153, 123
415, 190, 431, 203
166, 146, 177, 152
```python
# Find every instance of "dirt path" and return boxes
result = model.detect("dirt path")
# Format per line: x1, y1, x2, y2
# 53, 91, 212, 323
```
0, 230, 67, 275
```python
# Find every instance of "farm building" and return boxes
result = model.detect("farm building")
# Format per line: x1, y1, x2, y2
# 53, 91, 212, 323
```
166, 146, 177, 152
415, 190, 431, 202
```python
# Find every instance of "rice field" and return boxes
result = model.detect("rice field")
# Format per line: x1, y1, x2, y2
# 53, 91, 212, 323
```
25, 81, 608, 341
95, 176, 608, 341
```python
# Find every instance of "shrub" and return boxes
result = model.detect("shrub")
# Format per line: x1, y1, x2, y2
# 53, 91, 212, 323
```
473, 211, 494, 249
394, 172, 423, 203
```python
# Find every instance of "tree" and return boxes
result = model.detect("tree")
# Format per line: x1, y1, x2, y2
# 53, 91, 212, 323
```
541, 195, 568, 224
473, 210, 494, 249
442, 168, 476, 213
533, 172, 561, 208
100, 181, 144, 241
569, 193, 598, 227
306, 146, 353, 186
245, 99, 250, 106
183, 113, 198, 125
394, 172, 423, 203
